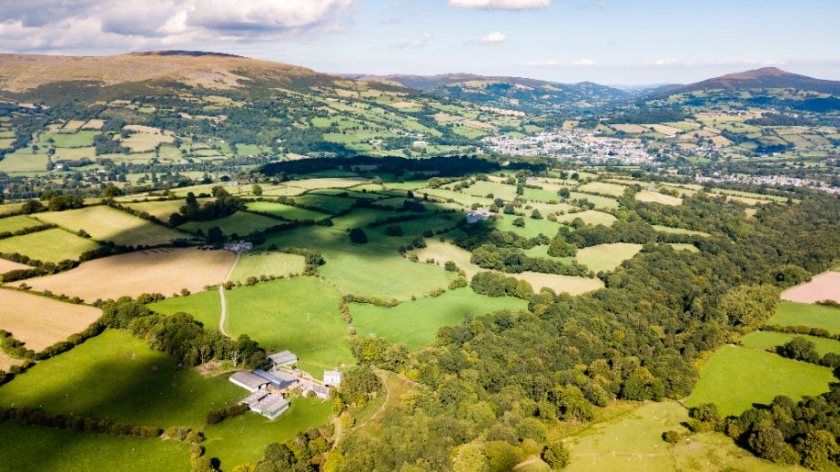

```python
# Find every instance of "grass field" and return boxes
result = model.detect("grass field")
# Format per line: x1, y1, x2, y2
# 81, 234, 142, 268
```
668, 243, 699, 253
245, 201, 330, 221
124, 199, 208, 221
0, 228, 100, 262
0, 422, 190, 472
0, 150, 49, 173
0, 351, 20, 370
635, 191, 683, 206
493, 214, 564, 239
149, 289, 222, 330
36, 206, 185, 247
0, 289, 101, 351
565, 401, 794, 472
781, 272, 840, 304
179, 211, 282, 236
577, 182, 628, 197
0, 330, 243, 427
685, 345, 835, 416
555, 210, 617, 226
229, 252, 306, 283
514, 271, 604, 295
567, 192, 619, 210
293, 194, 356, 214
741, 330, 840, 356
651, 225, 710, 237
15, 248, 235, 302
0, 215, 44, 233
42, 130, 98, 147
768, 301, 840, 334
224, 277, 353, 374
350, 288, 527, 350
408, 240, 481, 277
203, 398, 332, 469
576, 243, 643, 273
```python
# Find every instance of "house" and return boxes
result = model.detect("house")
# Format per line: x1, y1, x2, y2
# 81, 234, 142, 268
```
254, 369, 299, 390
323, 370, 342, 387
250, 393, 290, 420
224, 241, 253, 253
465, 210, 491, 224
229, 371, 269, 393
268, 350, 298, 367
302, 382, 330, 400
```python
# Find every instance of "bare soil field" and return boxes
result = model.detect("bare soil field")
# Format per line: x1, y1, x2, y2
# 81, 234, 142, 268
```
0, 351, 19, 371
0, 258, 30, 274
14, 248, 236, 302
515, 271, 604, 296
781, 272, 840, 304
0, 289, 101, 352
611, 124, 648, 134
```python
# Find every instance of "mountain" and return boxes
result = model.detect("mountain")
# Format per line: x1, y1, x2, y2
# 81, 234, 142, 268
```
347, 73, 630, 113
671, 67, 840, 95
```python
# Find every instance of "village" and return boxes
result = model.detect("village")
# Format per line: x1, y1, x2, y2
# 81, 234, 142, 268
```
482, 128, 655, 164
228, 350, 341, 420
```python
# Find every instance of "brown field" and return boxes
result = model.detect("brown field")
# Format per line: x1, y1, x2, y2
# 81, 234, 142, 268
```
0, 351, 19, 371
0, 289, 101, 352
0, 258, 29, 274
635, 190, 683, 206
611, 124, 648, 134
14, 248, 236, 302
647, 124, 682, 137
781, 272, 840, 304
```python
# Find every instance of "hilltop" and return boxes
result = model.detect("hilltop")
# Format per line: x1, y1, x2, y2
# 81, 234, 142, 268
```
669, 67, 840, 94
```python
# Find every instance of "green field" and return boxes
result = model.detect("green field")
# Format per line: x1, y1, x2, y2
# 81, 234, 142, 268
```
768, 301, 840, 334
0, 215, 43, 233
293, 194, 356, 213
0, 422, 190, 472
36, 206, 185, 247
229, 252, 307, 283
685, 345, 835, 416
741, 330, 840, 356
0, 227, 100, 262
179, 211, 282, 236
350, 288, 527, 350
493, 213, 564, 239
224, 277, 353, 374
149, 289, 222, 331
42, 131, 98, 147
555, 210, 617, 226
567, 192, 619, 210
0, 149, 49, 173
576, 243, 643, 273
0, 330, 243, 427
203, 397, 332, 469
245, 201, 330, 221
577, 182, 628, 197
124, 199, 195, 221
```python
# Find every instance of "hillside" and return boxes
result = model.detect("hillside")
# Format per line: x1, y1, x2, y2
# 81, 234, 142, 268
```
670, 67, 840, 95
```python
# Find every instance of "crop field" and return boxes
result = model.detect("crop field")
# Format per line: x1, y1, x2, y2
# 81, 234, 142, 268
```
767, 301, 840, 334
741, 331, 840, 356
15, 248, 236, 302
178, 211, 282, 236
651, 225, 710, 237
0, 329, 243, 427
350, 288, 527, 350
565, 401, 793, 472
35, 206, 185, 247
635, 191, 683, 206
576, 243, 643, 273
0, 422, 189, 472
0, 228, 100, 262
149, 288, 221, 330
244, 201, 330, 221
781, 271, 840, 304
229, 252, 306, 283
0, 289, 101, 351
577, 182, 628, 197
203, 398, 332, 469
0, 214, 43, 233
514, 271, 604, 295
224, 277, 353, 374
0, 351, 19, 371
685, 345, 835, 416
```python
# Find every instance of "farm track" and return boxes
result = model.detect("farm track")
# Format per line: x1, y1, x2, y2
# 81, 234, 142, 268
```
218, 252, 241, 336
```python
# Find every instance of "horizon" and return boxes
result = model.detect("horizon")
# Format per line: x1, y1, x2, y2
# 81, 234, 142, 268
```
1, 0, 838, 85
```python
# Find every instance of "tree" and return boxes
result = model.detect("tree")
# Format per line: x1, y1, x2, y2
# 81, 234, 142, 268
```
778, 337, 820, 364
541, 439, 570, 470
444, 261, 459, 272
748, 426, 799, 464
547, 238, 577, 257
797, 429, 840, 470
206, 226, 225, 244
531, 209, 543, 220
349, 228, 368, 244
252, 184, 263, 196
512, 217, 526, 227
100, 184, 123, 198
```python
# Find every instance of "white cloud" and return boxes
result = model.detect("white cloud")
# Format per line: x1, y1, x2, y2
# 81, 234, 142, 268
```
571, 58, 595, 66
391, 32, 432, 49
447, 0, 550, 10
476, 32, 507, 43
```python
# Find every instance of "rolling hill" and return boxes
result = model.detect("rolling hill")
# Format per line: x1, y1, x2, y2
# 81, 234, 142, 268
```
667, 67, 840, 95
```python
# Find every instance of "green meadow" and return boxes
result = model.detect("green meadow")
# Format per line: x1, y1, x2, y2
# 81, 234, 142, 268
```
149, 289, 222, 331
0, 215, 44, 233
178, 211, 282, 236
768, 301, 840, 334
245, 201, 330, 221
0, 228, 100, 262
229, 252, 307, 283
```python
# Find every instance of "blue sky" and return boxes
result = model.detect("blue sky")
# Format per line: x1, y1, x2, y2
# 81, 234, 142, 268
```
1, 0, 838, 85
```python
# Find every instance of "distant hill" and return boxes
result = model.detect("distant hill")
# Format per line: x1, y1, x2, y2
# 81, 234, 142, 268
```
346, 73, 630, 113
670, 67, 840, 95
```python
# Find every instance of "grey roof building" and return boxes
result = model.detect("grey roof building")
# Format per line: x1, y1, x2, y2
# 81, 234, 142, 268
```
229, 371, 269, 393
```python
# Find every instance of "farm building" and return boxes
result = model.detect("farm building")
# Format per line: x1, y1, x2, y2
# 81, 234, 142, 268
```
268, 350, 298, 367
254, 369, 299, 390
229, 371, 269, 393
241, 391, 290, 420
224, 241, 254, 253
465, 210, 491, 224
324, 370, 342, 387
302, 382, 330, 400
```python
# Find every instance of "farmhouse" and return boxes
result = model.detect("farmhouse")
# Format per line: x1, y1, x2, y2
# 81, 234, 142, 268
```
324, 370, 342, 387
465, 210, 491, 224
229, 371, 269, 393
268, 350, 298, 367
224, 240, 254, 253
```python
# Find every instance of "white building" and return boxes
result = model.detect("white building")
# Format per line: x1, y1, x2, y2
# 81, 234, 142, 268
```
465, 210, 491, 224
323, 370, 342, 387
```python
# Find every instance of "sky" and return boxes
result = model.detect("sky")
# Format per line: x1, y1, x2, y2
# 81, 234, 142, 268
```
1, 0, 839, 85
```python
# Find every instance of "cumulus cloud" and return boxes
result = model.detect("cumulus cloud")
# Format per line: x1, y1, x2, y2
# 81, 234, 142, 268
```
475, 32, 507, 44
447, 0, 550, 10
390, 32, 432, 49
0, 0, 353, 52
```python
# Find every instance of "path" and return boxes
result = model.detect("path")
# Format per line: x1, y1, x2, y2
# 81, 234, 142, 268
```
218, 252, 241, 337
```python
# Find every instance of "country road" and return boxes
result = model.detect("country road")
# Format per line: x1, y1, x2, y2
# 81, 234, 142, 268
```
218, 252, 240, 336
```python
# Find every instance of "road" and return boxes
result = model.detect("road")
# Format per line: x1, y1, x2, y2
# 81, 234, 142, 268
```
218, 252, 240, 336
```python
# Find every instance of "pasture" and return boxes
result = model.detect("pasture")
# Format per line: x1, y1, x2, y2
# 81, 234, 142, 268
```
652, 225, 710, 237
0, 422, 189, 472
567, 192, 619, 210
292, 193, 357, 213
741, 331, 840, 356
0, 215, 43, 233
245, 201, 330, 221
768, 301, 840, 334
555, 210, 617, 226
203, 398, 332, 469
149, 289, 222, 331
15, 248, 235, 302
224, 277, 353, 374
229, 252, 307, 283
0, 351, 19, 371
350, 288, 527, 350
0, 228, 100, 262
35, 206, 185, 247
0, 150, 49, 173
635, 191, 683, 206
781, 271, 840, 304
0, 289, 101, 352
493, 214, 564, 239
685, 345, 835, 416
42, 130, 98, 147
576, 243, 643, 273
123, 199, 198, 221
178, 211, 282, 236
514, 272, 603, 296
0, 329, 243, 427
408, 240, 481, 277
577, 182, 628, 197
